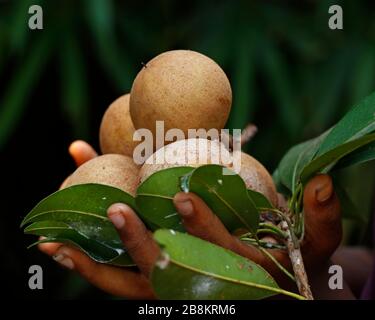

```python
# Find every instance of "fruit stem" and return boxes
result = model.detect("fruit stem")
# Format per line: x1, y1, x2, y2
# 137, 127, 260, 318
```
240, 123, 258, 146
280, 220, 314, 300
240, 237, 286, 250
251, 232, 296, 283
226, 123, 258, 151
262, 207, 314, 300
258, 222, 287, 239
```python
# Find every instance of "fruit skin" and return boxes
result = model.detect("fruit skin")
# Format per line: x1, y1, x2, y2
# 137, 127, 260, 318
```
99, 94, 138, 157
139, 138, 278, 206
129, 50, 232, 140
239, 152, 278, 206
64, 154, 140, 196
139, 138, 232, 182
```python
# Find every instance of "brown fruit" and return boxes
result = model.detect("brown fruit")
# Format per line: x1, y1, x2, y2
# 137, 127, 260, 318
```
130, 50, 232, 140
238, 152, 278, 206
139, 138, 278, 206
99, 94, 138, 157
139, 138, 232, 182
64, 154, 140, 196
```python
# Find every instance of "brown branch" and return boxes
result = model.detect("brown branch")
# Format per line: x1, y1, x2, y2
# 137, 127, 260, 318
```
240, 123, 258, 146
225, 123, 258, 151
280, 220, 314, 300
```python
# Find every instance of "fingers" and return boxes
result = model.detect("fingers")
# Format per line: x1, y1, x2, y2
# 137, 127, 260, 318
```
173, 192, 236, 250
60, 140, 97, 188
107, 203, 160, 277
173, 192, 285, 265
38, 239, 63, 255
302, 174, 342, 267
174, 192, 292, 284
69, 140, 98, 167
39, 243, 154, 299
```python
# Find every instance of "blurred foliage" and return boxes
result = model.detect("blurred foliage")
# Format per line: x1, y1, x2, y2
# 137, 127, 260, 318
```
2, 0, 375, 159
1, 0, 375, 298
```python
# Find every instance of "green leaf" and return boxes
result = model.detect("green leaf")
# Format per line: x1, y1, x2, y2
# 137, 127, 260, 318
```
276, 130, 330, 192
136, 167, 194, 231
180, 165, 259, 234
334, 141, 375, 170
22, 184, 137, 266
277, 90, 375, 192
25, 221, 133, 265
247, 189, 274, 210
317, 91, 375, 156
151, 230, 301, 300
272, 168, 290, 196
300, 133, 375, 184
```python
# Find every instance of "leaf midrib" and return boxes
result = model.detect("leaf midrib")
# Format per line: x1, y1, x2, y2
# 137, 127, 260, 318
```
193, 176, 255, 232
22, 209, 109, 226
166, 257, 304, 300
137, 193, 174, 200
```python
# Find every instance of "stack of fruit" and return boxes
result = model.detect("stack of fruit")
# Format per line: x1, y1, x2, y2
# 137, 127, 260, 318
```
64, 50, 277, 206
22, 50, 293, 300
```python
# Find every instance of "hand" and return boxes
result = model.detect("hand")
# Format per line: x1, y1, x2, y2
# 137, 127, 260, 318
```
39, 140, 342, 299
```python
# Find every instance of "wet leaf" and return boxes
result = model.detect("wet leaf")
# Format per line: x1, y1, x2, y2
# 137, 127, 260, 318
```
136, 167, 194, 231
25, 221, 133, 265
22, 184, 137, 266
180, 165, 259, 234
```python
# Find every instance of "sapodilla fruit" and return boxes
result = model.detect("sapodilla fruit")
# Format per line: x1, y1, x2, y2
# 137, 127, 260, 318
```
239, 152, 278, 206
139, 138, 278, 206
99, 94, 138, 157
130, 50, 232, 140
64, 154, 139, 196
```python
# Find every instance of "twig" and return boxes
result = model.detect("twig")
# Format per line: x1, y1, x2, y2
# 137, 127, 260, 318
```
280, 220, 314, 300
240, 123, 258, 146
226, 123, 258, 151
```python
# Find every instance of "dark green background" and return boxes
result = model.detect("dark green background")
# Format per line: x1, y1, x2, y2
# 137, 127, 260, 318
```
0, 0, 374, 299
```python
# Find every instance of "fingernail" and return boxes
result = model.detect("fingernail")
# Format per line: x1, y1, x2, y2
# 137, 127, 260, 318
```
176, 199, 194, 217
316, 182, 333, 203
53, 247, 74, 270
108, 211, 126, 229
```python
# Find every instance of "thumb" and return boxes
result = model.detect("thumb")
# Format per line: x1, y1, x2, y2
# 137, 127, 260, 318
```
302, 174, 342, 268
69, 140, 98, 167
